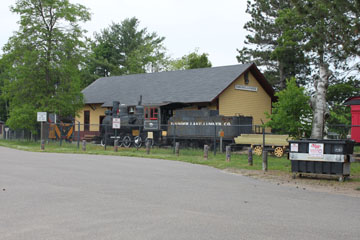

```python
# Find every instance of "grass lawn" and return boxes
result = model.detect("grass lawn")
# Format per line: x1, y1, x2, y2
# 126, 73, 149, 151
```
355, 145, 360, 153
1, 139, 359, 183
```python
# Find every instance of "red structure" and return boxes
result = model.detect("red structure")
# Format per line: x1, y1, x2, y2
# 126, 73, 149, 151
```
345, 96, 360, 143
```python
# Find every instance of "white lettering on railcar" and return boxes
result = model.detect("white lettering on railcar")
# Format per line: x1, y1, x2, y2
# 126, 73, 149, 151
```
170, 121, 231, 126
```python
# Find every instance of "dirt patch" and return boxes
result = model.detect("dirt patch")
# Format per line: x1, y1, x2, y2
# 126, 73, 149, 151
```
224, 168, 360, 198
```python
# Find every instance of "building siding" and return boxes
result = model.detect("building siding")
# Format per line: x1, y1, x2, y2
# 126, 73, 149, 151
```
218, 72, 272, 126
76, 104, 108, 132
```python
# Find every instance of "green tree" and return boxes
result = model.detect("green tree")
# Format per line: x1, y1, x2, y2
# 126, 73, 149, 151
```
236, 0, 309, 89
169, 50, 212, 70
276, 0, 360, 139
0, 57, 9, 122
265, 78, 312, 138
83, 17, 168, 86
1, 0, 90, 132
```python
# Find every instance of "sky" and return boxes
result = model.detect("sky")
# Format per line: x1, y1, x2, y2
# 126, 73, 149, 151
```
0, 0, 251, 67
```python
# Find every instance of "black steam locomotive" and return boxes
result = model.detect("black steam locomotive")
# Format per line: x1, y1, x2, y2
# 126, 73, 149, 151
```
100, 101, 253, 148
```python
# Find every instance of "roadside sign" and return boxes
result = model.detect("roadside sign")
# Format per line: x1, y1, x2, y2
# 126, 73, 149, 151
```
112, 118, 121, 129
291, 143, 298, 152
4, 127, 9, 132
219, 130, 225, 137
37, 112, 47, 122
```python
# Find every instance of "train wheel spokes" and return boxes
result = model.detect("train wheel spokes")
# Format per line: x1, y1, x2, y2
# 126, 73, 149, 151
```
134, 136, 142, 148
122, 135, 132, 148
145, 138, 154, 146
274, 147, 284, 158
253, 146, 263, 156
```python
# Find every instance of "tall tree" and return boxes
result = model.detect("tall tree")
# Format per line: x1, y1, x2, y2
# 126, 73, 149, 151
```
169, 50, 212, 70
277, 0, 360, 139
83, 17, 168, 86
236, 0, 309, 89
1, 0, 90, 131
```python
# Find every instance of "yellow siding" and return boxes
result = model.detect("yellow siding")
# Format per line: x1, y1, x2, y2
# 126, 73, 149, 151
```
219, 72, 271, 126
75, 104, 109, 131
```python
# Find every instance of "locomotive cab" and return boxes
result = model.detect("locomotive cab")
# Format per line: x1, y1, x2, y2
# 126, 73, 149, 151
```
144, 106, 160, 130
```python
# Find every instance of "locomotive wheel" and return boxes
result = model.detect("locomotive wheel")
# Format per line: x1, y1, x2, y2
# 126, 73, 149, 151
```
274, 147, 284, 158
253, 146, 263, 156
134, 136, 142, 148
122, 135, 132, 148
100, 137, 106, 147
145, 138, 154, 146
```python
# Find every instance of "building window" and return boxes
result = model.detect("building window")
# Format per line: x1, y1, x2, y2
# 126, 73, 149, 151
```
244, 72, 249, 84
84, 111, 90, 131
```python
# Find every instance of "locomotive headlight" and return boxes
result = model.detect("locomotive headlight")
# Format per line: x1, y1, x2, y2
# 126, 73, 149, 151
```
149, 122, 154, 127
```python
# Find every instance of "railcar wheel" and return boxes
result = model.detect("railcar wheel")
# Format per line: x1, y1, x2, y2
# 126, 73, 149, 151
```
122, 135, 132, 148
274, 147, 284, 158
253, 146, 263, 156
134, 136, 142, 148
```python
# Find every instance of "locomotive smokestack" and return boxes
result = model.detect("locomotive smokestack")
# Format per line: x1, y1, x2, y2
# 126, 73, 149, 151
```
138, 95, 142, 106
112, 101, 120, 116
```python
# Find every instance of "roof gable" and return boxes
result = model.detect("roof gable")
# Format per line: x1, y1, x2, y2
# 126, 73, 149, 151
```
82, 63, 274, 107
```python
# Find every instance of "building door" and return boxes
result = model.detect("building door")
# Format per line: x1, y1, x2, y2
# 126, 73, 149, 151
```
351, 107, 360, 142
99, 115, 105, 132
84, 110, 90, 132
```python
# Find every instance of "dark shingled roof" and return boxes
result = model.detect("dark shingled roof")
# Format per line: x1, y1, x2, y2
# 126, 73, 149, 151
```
82, 63, 274, 107
344, 96, 360, 105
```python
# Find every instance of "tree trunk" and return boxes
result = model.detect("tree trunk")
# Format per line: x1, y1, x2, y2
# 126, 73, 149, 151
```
278, 61, 286, 90
310, 63, 331, 139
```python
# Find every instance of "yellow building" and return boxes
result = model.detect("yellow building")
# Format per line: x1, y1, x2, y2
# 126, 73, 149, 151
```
77, 63, 275, 139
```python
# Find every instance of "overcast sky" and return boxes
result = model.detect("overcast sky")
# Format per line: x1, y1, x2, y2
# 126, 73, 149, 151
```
0, 0, 250, 67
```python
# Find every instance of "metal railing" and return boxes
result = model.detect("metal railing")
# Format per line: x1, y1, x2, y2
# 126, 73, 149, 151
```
2, 123, 359, 153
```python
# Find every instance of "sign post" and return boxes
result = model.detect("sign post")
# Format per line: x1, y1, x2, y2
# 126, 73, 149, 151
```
5, 127, 9, 140
112, 118, 121, 144
37, 112, 47, 149
219, 130, 224, 153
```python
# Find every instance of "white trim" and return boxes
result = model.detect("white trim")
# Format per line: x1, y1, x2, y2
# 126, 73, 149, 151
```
234, 85, 258, 92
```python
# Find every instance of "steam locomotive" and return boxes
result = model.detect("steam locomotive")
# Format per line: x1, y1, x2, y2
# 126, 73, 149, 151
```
100, 100, 160, 147
100, 100, 253, 148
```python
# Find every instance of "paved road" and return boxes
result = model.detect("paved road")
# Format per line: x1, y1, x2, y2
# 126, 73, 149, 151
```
1, 146, 359, 240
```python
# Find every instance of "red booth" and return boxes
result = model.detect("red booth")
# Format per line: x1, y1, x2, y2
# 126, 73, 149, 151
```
344, 96, 360, 143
